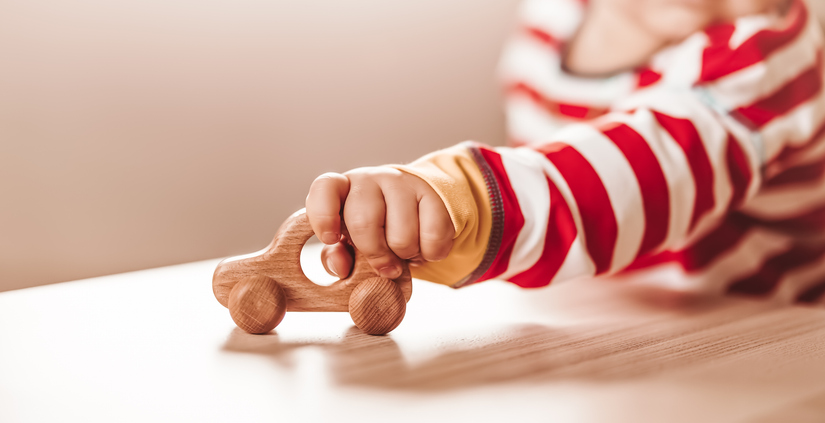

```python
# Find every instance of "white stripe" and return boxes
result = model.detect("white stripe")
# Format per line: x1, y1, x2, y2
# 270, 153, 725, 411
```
505, 96, 571, 145
608, 109, 696, 252
705, 20, 822, 109
717, 105, 765, 202
652, 32, 706, 87
496, 148, 552, 280
551, 236, 594, 284
765, 130, 825, 176
729, 14, 781, 49
796, 134, 825, 164
559, 124, 645, 270
772, 252, 825, 303
691, 127, 735, 245
519, 0, 584, 40
500, 37, 636, 105
761, 88, 825, 161
741, 170, 825, 218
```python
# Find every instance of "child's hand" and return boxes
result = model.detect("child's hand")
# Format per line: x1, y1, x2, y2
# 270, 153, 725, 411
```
305, 167, 455, 280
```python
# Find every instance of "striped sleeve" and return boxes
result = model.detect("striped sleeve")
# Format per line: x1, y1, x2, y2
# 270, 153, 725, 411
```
402, 97, 762, 288
466, 92, 761, 288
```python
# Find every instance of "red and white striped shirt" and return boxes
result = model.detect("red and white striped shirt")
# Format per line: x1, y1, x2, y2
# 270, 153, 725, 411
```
398, 0, 825, 305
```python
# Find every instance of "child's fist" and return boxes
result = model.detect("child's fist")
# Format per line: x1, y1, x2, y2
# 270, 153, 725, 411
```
305, 168, 454, 280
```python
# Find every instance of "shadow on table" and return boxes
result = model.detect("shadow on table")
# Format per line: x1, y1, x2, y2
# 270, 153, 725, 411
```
220, 285, 823, 392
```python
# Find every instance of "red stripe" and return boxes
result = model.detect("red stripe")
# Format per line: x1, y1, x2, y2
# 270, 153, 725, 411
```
636, 67, 663, 88
797, 280, 825, 303
701, 24, 737, 81
601, 123, 669, 257
652, 111, 716, 231
727, 244, 825, 296
508, 177, 578, 288
539, 143, 618, 274
764, 159, 825, 188
726, 134, 753, 208
770, 206, 825, 232
773, 118, 825, 164
476, 148, 525, 281
734, 52, 823, 128
523, 26, 562, 50
700, 0, 808, 82
508, 82, 609, 120
625, 213, 752, 272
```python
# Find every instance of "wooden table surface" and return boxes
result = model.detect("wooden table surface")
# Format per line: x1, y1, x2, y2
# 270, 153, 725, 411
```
2, 244, 825, 422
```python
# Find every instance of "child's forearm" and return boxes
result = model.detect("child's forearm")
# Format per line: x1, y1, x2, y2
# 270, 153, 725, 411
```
395, 92, 760, 288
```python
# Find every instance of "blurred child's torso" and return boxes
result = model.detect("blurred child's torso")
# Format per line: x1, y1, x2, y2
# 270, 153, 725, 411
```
499, 0, 825, 303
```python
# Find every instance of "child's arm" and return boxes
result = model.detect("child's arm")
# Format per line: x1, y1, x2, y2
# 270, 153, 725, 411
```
306, 89, 763, 288
307, 0, 823, 289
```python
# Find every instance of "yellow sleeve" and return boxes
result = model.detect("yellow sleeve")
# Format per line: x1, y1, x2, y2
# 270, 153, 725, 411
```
389, 143, 492, 287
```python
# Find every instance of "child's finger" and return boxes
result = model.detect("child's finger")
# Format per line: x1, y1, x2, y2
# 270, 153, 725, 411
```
342, 179, 402, 279
320, 242, 354, 278
382, 178, 421, 260
418, 190, 454, 262
306, 173, 350, 245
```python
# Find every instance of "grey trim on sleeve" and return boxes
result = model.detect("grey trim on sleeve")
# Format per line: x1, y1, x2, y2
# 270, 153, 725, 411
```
452, 144, 505, 288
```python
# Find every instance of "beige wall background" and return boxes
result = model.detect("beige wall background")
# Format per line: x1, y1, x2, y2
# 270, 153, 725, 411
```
0, 0, 520, 291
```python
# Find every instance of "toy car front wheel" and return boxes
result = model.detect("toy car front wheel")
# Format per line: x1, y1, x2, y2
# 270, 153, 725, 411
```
348, 277, 406, 335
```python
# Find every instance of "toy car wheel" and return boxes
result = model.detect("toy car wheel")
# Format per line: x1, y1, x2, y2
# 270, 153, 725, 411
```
348, 277, 406, 335
228, 275, 287, 334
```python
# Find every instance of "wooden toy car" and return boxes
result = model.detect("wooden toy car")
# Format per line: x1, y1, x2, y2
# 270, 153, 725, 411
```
212, 209, 412, 335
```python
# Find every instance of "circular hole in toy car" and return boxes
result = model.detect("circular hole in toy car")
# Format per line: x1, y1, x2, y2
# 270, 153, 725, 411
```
300, 235, 340, 286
